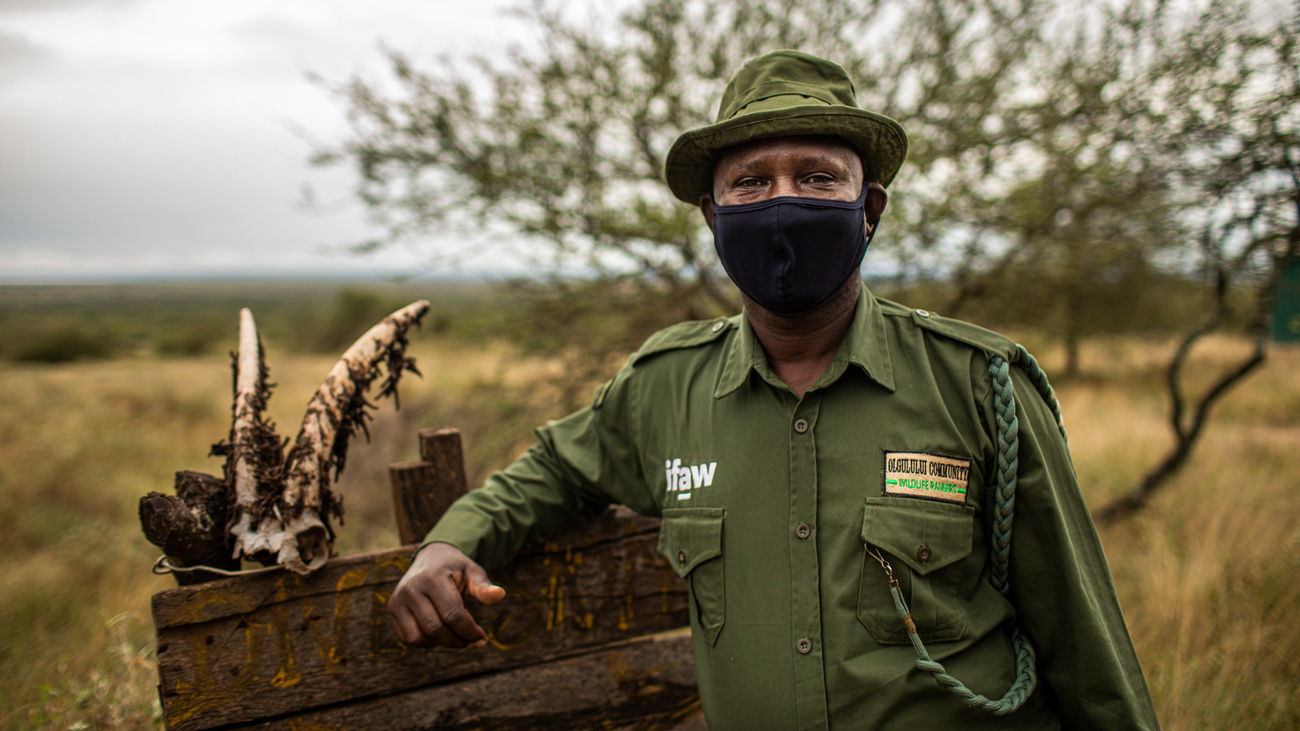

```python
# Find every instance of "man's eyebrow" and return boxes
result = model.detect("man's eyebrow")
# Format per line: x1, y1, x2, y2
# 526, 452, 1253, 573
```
728, 154, 851, 173
796, 154, 851, 169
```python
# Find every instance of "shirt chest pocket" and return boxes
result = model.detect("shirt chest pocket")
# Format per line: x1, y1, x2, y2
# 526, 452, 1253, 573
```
658, 507, 725, 645
857, 497, 975, 644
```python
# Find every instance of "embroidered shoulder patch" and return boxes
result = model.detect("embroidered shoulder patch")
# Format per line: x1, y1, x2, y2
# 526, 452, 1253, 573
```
883, 452, 971, 505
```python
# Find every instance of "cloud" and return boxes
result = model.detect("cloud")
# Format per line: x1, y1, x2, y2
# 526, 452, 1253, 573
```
0, 0, 540, 281
0, 0, 140, 14
226, 12, 354, 77
0, 29, 54, 75
229, 13, 317, 45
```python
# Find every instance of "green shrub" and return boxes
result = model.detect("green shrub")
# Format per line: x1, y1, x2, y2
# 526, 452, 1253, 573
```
12, 326, 114, 363
304, 287, 406, 353
154, 321, 226, 357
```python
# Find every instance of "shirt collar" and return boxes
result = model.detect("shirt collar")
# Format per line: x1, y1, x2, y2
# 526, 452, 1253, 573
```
714, 285, 895, 398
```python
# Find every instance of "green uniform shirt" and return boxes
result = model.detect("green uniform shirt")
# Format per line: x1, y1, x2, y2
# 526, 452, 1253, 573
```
425, 287, 1160, 730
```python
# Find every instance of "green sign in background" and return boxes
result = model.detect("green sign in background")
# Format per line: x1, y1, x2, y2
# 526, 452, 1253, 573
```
1274, 259, 1300, 343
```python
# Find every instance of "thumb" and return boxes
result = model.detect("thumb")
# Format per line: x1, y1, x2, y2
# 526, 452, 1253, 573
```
463, 563, 507, 605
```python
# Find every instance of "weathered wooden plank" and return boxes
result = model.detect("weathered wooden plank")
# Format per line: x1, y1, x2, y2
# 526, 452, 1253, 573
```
153, 507, 662, 629
388, 428, 470, 545
230, 629, 704, 731
154, 509, 688, 731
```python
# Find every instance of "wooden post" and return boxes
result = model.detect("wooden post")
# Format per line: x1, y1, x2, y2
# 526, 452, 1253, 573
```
388, 427, 470, 545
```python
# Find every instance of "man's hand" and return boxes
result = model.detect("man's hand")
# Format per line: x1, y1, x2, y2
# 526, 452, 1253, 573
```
388, 542, 507, 648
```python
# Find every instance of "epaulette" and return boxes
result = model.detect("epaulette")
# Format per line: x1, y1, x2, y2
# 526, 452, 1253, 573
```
877, 298, 1019, 362
592, 315, 738, 410
628, 315, 738, 368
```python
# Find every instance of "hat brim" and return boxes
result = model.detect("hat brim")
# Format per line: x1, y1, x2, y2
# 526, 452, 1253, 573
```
664, 106, 909, 204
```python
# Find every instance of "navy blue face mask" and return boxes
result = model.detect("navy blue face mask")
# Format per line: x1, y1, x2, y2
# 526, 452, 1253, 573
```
710, 185, 877, 314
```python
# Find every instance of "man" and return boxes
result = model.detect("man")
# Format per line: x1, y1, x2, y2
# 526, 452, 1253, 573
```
388, 50, 1160, 730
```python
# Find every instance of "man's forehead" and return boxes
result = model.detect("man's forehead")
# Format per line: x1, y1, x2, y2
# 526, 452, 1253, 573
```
714, 135, 862, 172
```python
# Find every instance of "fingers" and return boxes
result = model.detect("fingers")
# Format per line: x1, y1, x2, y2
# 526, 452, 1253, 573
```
391, 599, 471, 649
389, 604, 424, 647
464, 562, 507, 605
426, 569, 489, 645
387, 544, 504, 648
389, 572, 475, 648
410, 589, 471, 649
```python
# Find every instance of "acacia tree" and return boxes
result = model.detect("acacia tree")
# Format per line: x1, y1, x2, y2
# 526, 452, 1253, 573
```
1094, 1, 1300, 522
896, 0, 1201, 377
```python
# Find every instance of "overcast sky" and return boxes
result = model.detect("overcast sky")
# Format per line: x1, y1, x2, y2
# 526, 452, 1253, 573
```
0, 0, 542, 282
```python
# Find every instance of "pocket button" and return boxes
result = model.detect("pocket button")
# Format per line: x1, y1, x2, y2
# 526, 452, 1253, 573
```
678, 550, 687, 564
917, 544, 932, 563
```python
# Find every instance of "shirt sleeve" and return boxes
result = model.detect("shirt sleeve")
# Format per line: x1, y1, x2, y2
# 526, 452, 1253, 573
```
1004, 365, 1161, 730
419, 364, 658, 570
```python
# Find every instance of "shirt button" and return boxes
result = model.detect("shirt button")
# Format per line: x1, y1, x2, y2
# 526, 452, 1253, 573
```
796, 637, 812, 654
677, 550, 687, 564
917, 545, 932, 563
795, 523, 811, 540
711, 321, 725, 332
916, 309, 932, 318
794, 418, 809, 433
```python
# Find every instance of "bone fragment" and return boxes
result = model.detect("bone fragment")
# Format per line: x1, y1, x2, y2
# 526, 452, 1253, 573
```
231, 308, 262, 515
276, 300, 430, 574
228, 509, 329, 575
225, 308, 293, 568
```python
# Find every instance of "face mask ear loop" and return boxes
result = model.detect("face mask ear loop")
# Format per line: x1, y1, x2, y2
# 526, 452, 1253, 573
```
865, 216, 882, 251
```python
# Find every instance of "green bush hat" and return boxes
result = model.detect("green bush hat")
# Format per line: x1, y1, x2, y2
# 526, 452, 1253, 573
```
664, 49, 909, 204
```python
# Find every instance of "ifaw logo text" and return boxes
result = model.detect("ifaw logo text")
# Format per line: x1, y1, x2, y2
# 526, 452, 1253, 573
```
664, 458, 716, 501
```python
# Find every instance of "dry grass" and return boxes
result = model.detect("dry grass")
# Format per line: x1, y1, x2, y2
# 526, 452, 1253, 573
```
0, 333, 1296, 728
1045, 336, 1300, 730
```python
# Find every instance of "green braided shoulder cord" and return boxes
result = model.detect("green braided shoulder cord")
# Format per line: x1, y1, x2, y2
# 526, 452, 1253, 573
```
1014, 345, 1067, 440
871, 349, 1066, 715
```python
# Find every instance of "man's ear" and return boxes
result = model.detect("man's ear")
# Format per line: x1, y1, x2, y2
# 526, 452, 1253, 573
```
699, 194, 715, 232
864, 183, 888, 222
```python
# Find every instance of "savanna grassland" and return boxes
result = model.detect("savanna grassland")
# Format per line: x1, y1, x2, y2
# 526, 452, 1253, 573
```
0, 283, 1297, 729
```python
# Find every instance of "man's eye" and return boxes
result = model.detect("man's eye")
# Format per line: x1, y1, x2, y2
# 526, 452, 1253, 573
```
807, 174, 835, 185
736, 178, 763, 187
